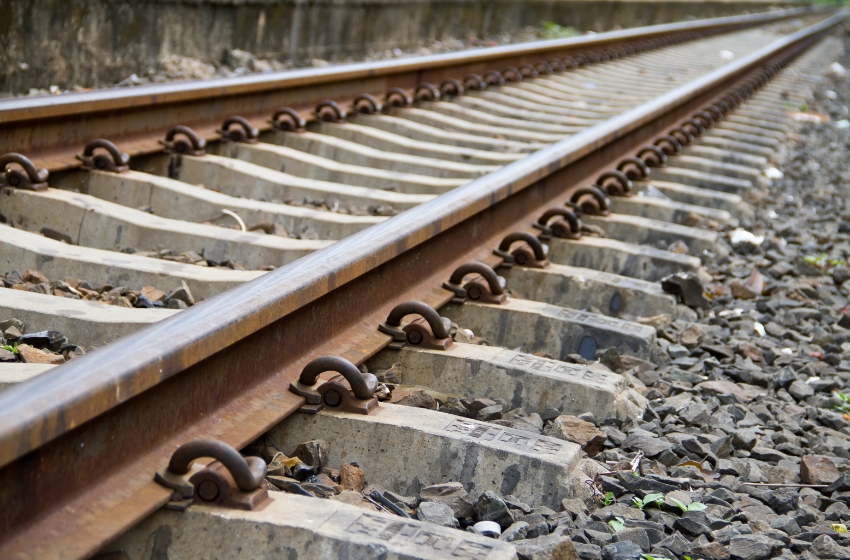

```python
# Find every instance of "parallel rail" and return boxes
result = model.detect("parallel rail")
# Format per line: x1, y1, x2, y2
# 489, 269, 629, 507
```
0, 6, 844, 559
0, 6, 827, 172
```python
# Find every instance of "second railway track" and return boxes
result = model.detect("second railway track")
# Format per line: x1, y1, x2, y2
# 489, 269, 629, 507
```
0, 6, 846, 559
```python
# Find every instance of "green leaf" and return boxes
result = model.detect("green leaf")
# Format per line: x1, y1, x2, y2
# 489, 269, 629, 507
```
539, 21, 580, 39
602, 491, 614, 506
632, 496, 644, 509
1, 343, 18, 355
669, 497, 688, 513
687, 502, 707, 512
608, 517, 626, 533
643, 493, 664, 505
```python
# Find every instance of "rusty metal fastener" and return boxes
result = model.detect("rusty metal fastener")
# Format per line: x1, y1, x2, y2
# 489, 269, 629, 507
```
0, 153, 49, 191
154, 438, 267, 511
76, 139, 130, 173
691, 112, 714, 128
694, 105, 723, 126
269, 108, 306, 132
385, 88, 413, 108
439, 78, 464, 97
379, 301, 453, 351
567, 185, 610, 216
655, 134, 683, 155
548, 59, 566, 72
637, 145, 668, 168
442, 262, 507, 305
561, 56, 578, 69
704, 106, 724, 121
352, 93, 383, 115
217, 116, 259, 144
668, 126, 694, 147
517, 63, 538, 79
494, 231, 549, 269
483, 70, 505, 87
289, 356, 379, 415
616, 157, 649, 180
315, 100, 347, 122
462, 74, 487, 91
597, 169, 633, 197
534, 207, 582, 240
501, 67, 522, 82
161, 125, 207, 156
414, 83, 440, 102
535, 61, 554, 74
681, 118, 705, 136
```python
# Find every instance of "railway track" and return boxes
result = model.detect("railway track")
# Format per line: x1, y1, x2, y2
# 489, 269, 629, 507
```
0, 6, 846, 559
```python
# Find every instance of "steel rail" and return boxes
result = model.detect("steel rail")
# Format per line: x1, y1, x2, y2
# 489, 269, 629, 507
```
0, 10, 845, 559
0, 6, 828, 173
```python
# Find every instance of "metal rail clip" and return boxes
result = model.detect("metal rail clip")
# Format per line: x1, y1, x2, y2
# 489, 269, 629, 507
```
442, 262, 507, 305
155, 439, 268, 511
378, 301, 454, 350
289, 355, 380, 415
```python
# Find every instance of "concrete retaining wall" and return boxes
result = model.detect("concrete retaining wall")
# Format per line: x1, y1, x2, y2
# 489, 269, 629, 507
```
1, 0, 793, 92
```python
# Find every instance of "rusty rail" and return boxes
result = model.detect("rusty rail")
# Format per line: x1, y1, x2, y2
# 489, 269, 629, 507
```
0, 8, 845, 559
0, 6, 828, 173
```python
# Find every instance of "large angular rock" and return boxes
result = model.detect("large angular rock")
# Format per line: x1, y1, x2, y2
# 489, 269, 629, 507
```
601, 541, 643, 560
810, 534, 850, 559
547, 415, 608, 457
788, 380, 814, 402
728, 534, 784, 560
800, 456, 841, 485
661, 272, 709, 309
338, 463, 365, 492
415, 501, 458, 528
623, 432, 673, 457
498, 521, 528, 542
612, 527, 650, 552
420, 482, 474, 518
514, 534, 579, 560
476, 491, 515, 529
17, 344, 63, 365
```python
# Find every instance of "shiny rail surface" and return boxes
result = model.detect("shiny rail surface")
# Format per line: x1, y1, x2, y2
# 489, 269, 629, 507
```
0, 7, 845, 559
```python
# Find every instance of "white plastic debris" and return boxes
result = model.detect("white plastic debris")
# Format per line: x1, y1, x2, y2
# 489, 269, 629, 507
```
454, 328, 476, 344
837, 120, 850, 130
718, 309, 744, 318
829, 62, 848, 78
729, 228, 764, 247
780, 348, 794, 356
805, 376, 821, 385
764, 167, 784, 180
636, 185, 670, 199
753, 322, 765, 337
719, 50, 735, 60
767, 210, 778, 219
474, 521, 502, 537
791, 112, 829, 123
826, 90, 838, 100
221, 209, 247, 231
